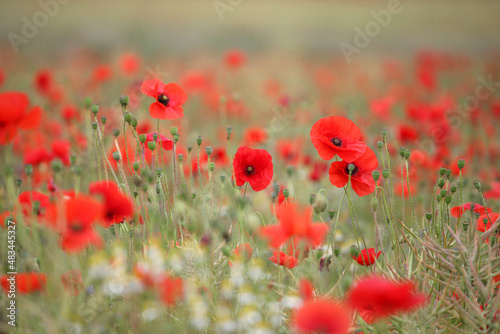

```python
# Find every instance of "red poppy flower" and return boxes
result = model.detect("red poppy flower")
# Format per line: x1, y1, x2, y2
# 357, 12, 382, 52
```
0, 211, 12, 228
119, 53, 141, 76
353, 248, 381, 266
224, 49, 246, 69
158, 276, 184, 306
45, 196, 104, 253
18, 191, 50, 217
298, 279, 314, 302
450, 202, 491, 218
485, 181, 500, 199
0, 92, 42, 144
92, 64, 112, 83
141, 79, 187, 120
293, 300, 351, 334
34, 69, 53, 95
476, 212, 500, 232
1, 272, 46, 294
260, 203, 328, 248
310, 116, 367, 162
141, 132, 174, 151
347, 276, 427, 324
233, 146, 273, 191
243, 127, 268, 147
269, 251, 299, 269
328, 147, 378, 197
89, 181, 134, 227
233, 243, 253, 260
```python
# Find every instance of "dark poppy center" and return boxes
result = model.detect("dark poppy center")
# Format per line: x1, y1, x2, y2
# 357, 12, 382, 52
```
244, 165, 256, 176
70, 222, 83, 231
157, 93, 170, 106
331, 137, 342, 147
345, 164, 359, 176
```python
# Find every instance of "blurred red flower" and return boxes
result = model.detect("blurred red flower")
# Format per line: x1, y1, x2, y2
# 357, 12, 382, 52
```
141, 79, 187, 120
293, 299, 351, 334
260, 203, 328, 248
353, 248, 381, 266
141, 132, 174, 151
159, 276, 184, 306
328, 147, 378, 197
269, 251, 299, 269
476, 212, 500, 232
243, 127, 268, 147
310, 116, 367, 162
89, 181, 134, 227
18, 191, 50, 217
450, 202, 491, 218
1, 272, 46, 294
0, 92, 42, 144
233, 146, 273, 191
347, 276, 427, 324
224, 49, 246, 69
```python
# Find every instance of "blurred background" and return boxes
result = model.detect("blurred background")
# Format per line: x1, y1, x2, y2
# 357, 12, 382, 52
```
1, 0, 499, 63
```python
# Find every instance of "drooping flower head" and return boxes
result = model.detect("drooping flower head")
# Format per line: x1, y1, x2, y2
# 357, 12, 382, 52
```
347, 276, 427, 324
310, 116, 367, 162
233, 146, 273, 191
141, 79, 187, 120
329, 147, 378, 197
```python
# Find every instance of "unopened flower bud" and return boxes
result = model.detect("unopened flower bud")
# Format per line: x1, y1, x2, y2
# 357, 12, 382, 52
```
377, 141, 383, 149
313, 195, 327, 213
124, 112, 132, 123
139, 134, 147, 143
220, 174, 226, 182
425, 212, 432, 221
371, 196, 379, 211
51, 159, 63, 172
208, 162, 215, 172
178, 154, 183, 162
445, 194, 452, 204
25, 164, 33, 176
196, 136, 202, 146
173, 134, 179, 143
350, 246, 360, 258
440, 189, 447, 197
439, 167, 446, 176
205, 146, 213, 156
226, 126, 232, 138
328, 210, 336, 219
372, 170, 380, 181
91, 122, 97, 130
450, 185, 457, 193
445, 169, 451, 178
101, 116, 107, 125
170, 126, 178, 136
113, 128, 120, 137
399, 147, 406, 158
131, 118, 137, 128
309, 193, 316, 205
404, 149, 410, 159
132, 162, 140, 171
147, 141, 156, 151
382, 169, 390, 179
112, 151, 121, 162
457, 159, 465, 170
473, 180, 481, 190
438, 179, 445, 188
119, 95, 129, 107
283, 188, 290, 198
91, 104, 99, 115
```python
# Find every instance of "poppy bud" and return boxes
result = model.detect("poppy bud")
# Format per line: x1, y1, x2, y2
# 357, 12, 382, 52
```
131, 118, 137, 128
141, 183, 148, 192
437, 195, 442, 203
283, 188, 290, 198
328, 210, 336, 219
51, 159, 63, 173
91, 104, 99, 115
220, 174, 226, 182
372, 170, 380, 181
314, 195, 327, 214
147, 141, 156, 151
381, 129, 387, 137
483, 217, 489, 228
222, 246, 231, 257
91, 122, 97, 130
156, 168, 162, 177
445, 169, 451, 178
153, 133, 158, 141
309, 193, 316, 205
101, 116, 107, 125
119, 95, 129, 107
440, 189, 447, 197
473, 180, 481, 190
132, 162, 140, 171
209, 162, 215, 172
350, 246, 359, 258
16, 178, 22, 188
404, 149, 410, 159
450, 185, 457, 193
399, 147, 406, 158
196, 136, 202, 146
438, 179, 445, 188
155, 183, 161, 194
170, 126, 178, 136
139, 134, 146, 143
425, 212, 432, 221
286, 166, 294, 177
178, 154, 183, 162
205, 146, 213, 156
457, 159, 465, 170
439, 167, 446, 176
382, 169, 390, 179
377, 141, 383, 149
445, 194, 452, 204
187, 146, 192, 153
124, 112, 132, 123
83, 97, 92, 108
112, 151, 121, 161
133, 175, 142, 187
463, 220, 469, 231
113, 129, 120, 137
173, 134, 179, 143
25, 164, 33, 176
371, 196, 379, 212
226, 126, 232, 138
70, 154, 77, 165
